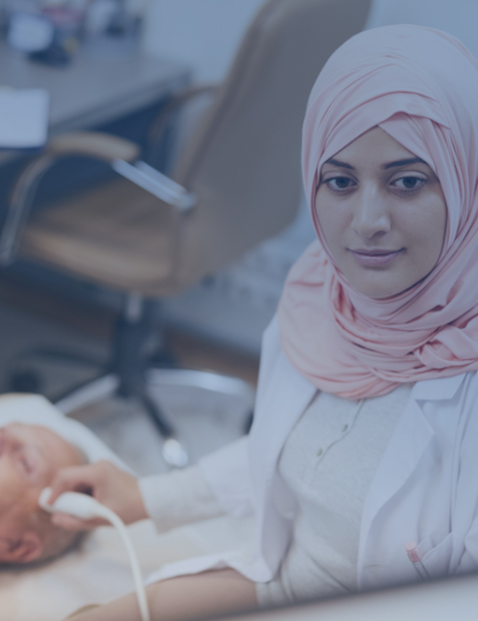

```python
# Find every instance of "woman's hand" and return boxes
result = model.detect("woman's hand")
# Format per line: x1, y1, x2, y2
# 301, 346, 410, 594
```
47, 460, 148, 531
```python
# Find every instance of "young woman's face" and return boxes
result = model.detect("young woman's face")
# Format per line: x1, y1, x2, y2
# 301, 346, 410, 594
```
314, 127, 447, 299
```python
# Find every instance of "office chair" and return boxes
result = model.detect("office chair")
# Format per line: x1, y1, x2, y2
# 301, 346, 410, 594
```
0, 0, 372, 466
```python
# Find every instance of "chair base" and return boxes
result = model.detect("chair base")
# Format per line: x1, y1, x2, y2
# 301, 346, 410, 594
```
6, 295, 255, 468
53, 367, 255, 468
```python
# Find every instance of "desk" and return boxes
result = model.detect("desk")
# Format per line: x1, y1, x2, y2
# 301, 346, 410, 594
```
0, 39, 190, 208
0, 41, 189, 139
0, 40, 190, 136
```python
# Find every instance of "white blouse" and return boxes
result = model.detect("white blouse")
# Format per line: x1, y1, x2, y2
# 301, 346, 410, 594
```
140, 317, 478, 593
256, 384, 410, 606
140, 384, 412, 607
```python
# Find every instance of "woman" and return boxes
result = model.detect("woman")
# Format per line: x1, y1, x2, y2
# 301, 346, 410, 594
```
51, 24, 478, 620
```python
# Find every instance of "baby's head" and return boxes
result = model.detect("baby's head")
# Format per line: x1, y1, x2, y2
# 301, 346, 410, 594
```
0, 423, 85, 564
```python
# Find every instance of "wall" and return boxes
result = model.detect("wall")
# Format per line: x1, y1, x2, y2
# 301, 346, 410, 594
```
366, 0, 478, 59
151, 0, 478, 353
142, 0, 267, 84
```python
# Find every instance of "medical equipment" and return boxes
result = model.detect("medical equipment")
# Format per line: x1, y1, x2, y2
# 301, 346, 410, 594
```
39, 487, 151, 621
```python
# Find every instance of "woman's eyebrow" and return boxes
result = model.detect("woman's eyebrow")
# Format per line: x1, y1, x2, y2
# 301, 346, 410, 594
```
382, 157, 426, 169
323, 157, 427, 171
324, 158, 354, 170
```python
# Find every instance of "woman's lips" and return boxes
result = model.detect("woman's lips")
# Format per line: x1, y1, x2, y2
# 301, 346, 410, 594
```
349, 248, 404, 267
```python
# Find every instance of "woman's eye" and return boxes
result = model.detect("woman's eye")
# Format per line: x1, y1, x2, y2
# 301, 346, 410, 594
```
392, 176, 426, 191
325, 176, 355, 191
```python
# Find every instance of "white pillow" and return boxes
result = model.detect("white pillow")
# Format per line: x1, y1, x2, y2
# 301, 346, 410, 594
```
0, 394, 207, 621
0, 393, 130, 471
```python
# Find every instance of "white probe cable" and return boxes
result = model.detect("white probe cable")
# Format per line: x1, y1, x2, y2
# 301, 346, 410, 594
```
39, 487, 151, 621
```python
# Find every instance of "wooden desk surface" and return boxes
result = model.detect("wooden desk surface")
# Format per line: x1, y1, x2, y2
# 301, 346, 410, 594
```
0, 40, 190, 134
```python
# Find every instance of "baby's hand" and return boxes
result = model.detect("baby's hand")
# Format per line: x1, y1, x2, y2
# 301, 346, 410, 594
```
46, 460, 148, 530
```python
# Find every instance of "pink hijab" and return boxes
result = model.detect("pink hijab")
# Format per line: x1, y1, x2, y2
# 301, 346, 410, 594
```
278, 25, 478, 399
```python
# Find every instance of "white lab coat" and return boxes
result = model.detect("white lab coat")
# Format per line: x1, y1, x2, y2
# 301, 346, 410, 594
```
146, 315, 478, 591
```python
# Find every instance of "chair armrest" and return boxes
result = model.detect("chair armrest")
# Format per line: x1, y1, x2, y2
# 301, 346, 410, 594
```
0, 153, 55, 266
112, 159, 196, 211
0, 136, 194, 266
47, 131, 140, 163
45, 130, 196, 209
0, 131, 140, 266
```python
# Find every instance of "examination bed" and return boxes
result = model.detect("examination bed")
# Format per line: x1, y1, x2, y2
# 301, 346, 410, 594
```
0, 394, 250, 621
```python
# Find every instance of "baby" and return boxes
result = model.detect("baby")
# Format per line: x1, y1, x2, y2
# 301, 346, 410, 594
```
0, 422, 86, 565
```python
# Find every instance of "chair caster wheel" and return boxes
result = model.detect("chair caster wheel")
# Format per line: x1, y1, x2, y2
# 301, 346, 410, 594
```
162, 438, 189, 468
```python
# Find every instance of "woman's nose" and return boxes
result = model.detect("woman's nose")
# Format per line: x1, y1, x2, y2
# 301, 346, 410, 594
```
351, 185, 391, 239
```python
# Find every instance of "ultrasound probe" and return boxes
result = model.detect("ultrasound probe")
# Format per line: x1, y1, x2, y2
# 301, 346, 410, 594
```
39, 487, 151, 621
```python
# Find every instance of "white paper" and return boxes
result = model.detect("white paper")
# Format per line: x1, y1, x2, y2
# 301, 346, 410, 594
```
0, 88, 50, 149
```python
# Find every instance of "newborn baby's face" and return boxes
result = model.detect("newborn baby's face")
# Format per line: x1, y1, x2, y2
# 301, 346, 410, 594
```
0, 423, 83, 562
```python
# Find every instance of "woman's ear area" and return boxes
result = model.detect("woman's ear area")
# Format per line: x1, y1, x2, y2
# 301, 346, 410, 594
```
0, 530, 43, 564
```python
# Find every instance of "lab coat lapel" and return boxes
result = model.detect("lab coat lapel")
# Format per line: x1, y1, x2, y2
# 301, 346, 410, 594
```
361, 373, 467, 528
249, 351, 316, 577
250, 351, 316, 485
361, 394, 433, 529
357, 390, 433, 586
358, 374, 466, 585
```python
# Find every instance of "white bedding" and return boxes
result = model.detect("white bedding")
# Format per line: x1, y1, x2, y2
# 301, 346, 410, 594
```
0, 394, 212, 621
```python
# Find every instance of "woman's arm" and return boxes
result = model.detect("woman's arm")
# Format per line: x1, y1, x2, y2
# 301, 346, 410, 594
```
48, 459, 148, 530
139, 465, 224, 533
49, 436, 254, 533
48, 459, 224, 532
67, 569, 258, 621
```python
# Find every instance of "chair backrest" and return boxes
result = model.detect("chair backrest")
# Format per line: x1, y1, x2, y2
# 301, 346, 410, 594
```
172, 0, 372, 287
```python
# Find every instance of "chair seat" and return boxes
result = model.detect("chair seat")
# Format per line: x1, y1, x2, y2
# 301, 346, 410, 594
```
22, 179, 176, 294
